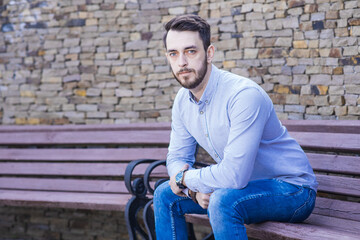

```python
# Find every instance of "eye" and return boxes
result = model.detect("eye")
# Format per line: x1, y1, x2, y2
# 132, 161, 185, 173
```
168, 52, 177, 57
186, 49, 196, 54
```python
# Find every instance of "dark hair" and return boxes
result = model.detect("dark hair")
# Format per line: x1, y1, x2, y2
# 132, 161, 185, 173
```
163, 14, 211, 52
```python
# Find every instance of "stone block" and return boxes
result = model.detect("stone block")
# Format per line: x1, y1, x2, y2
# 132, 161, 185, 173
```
289, 49, 310, 58
351, 26, 360, 36
345, 84, 360, 94
314, 96, 328, 106
293, 40, 307, 49
318, 106, 334, 115
329, 96, 345, 105
275, 38, 292, 47
44, 40, 62, 49
215, 39, 237, 50
283, 17, 299, 28
64, 75, 81, 83
126, 40, 148, 51
348, 106, 360, 115
87, 111, 107, 118
115, 89, 132, 97
285, 105, 305, 113
244, 49, 259, 59
335, 106, 348, 116
310, 75, 331, 85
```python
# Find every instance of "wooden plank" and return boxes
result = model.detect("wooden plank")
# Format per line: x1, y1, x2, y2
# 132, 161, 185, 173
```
316, 174, 360, 197
304, 213, 360, 235
282, 120, 360, 134
185, 213, 360, 240
0, 189, 131, 211
307, 153, 360, 175
0, 122, 171, 133
0, 148, 168, 161
0, 162, 167, 177
290, 131, 360, 153
313, 197, 360, 222
0, 130, 170, 145
0, 177, 128, 193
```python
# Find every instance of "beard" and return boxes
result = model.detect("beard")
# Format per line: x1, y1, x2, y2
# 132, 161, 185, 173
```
172, 56, 208, 90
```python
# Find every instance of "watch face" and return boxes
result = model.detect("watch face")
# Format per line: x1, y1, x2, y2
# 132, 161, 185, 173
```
175, 171, 183, 183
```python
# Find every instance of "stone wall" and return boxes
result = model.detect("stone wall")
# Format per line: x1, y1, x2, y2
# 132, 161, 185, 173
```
0, 205, 212, 240
0, 0, 360, 125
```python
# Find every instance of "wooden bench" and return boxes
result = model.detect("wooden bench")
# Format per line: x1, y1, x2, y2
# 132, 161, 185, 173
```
0, 123, 170, 238
127, 120, 360, 240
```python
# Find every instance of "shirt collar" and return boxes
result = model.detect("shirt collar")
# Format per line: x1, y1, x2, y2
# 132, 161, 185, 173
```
188, 64, 219, 105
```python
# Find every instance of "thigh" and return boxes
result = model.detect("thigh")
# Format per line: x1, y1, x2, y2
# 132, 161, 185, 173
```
209, 179, 316, 224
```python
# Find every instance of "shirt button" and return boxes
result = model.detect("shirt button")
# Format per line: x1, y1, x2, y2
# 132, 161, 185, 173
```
200, 111, 204, 114
215, 154, 219, 158
205, 134, 209, 137
205, 100, 209, 104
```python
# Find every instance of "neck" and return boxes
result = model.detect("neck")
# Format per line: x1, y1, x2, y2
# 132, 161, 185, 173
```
190, 64, 212, 102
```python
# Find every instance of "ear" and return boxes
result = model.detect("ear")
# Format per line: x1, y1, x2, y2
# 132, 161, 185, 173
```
206, 45, 215, 63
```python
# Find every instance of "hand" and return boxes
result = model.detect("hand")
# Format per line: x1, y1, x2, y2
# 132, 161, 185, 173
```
169, 164, 189, 197
196, 192, 212, 209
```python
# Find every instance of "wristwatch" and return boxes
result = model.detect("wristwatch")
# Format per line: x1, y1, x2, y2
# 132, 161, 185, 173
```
175, 169, 188, 189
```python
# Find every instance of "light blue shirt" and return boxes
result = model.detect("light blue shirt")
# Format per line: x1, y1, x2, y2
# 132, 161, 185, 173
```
167, 65, 318, 193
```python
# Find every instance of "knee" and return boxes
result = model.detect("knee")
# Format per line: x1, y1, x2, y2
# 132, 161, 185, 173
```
153, 180, 171, 206
208, 189, 231, 216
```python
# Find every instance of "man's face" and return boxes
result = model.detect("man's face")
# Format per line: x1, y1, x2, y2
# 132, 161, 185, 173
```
165, 30, 208, 89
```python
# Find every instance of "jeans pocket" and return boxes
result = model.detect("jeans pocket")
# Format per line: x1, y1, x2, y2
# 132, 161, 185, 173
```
289, 188, 316, 223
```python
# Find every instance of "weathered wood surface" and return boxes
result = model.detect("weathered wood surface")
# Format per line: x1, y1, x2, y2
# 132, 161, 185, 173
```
290, 132, 360, 152
0, 177, 128, 193
0, 162, 167, 176
185, 213, 360, 240
308, 153, 360, 175
0, 189, 131, 211
282, 120, 360, 134
0, 130, 171, 145
0, 148, 168, 161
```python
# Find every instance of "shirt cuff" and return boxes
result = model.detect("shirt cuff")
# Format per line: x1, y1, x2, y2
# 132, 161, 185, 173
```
184, 169, 201, 192
182, 188, 189, 197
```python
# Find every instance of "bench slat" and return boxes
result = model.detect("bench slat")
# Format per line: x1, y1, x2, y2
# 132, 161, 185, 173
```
313, 197, 360, 222
0, 163, 167, 177
316, 174, 360, 197
0, 148, 167, 161
0, 189, 130, 211
0, 177, 128, 193
308, 153, 360, 175
185, 213, 360, 240
282, 120, 360, 134
304, 213, 360, 235
0, 122, 171, 132
290, 132, 360, 152
0, 130, 170, 145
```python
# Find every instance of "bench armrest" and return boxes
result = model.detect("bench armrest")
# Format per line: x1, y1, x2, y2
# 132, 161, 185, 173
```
125, 159, 161, 197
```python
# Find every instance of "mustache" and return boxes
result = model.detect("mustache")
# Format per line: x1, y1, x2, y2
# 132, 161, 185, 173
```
177, 68, 195, 75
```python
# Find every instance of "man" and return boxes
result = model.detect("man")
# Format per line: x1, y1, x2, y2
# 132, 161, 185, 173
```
153, 14, 317, 240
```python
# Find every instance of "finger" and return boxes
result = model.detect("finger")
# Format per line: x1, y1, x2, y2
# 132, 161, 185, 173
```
182, 164, 189, 170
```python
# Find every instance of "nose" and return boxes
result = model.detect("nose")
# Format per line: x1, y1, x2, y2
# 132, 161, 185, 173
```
178, 53, 188, 67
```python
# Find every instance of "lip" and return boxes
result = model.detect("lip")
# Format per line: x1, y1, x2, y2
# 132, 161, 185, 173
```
179, 71, 191, 75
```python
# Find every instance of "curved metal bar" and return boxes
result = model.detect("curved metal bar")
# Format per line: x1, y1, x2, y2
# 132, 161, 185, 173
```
143, 160, 166, 195
143, 199, 156, 240
125, 159, 160, 197
125, 196, 151, 240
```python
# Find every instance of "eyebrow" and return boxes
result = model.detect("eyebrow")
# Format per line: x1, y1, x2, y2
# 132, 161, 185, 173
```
167, 45, 198, 53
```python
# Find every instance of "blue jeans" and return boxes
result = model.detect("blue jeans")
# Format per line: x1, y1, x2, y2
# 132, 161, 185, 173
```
153, 179, 316, 240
